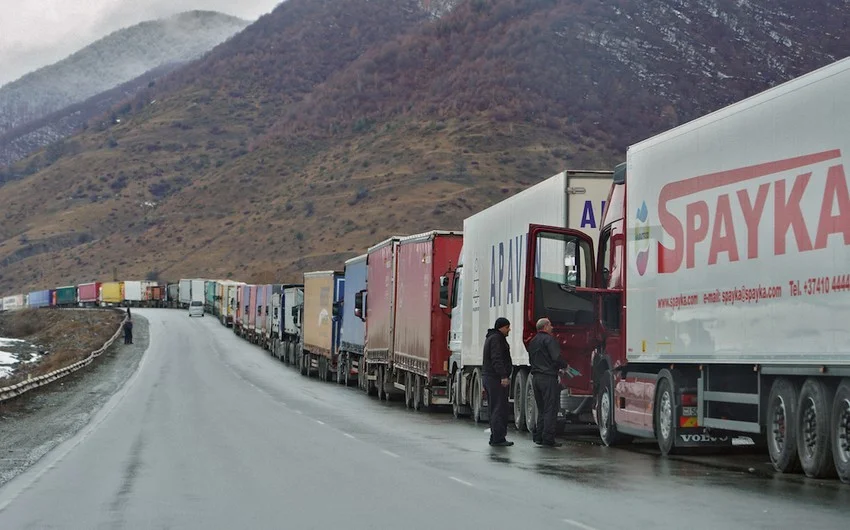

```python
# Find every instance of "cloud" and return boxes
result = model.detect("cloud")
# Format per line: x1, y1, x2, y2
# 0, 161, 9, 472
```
0, 0, 282, 86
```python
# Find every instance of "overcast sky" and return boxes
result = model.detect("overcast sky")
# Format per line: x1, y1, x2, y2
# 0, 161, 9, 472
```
0, 0, 283, 86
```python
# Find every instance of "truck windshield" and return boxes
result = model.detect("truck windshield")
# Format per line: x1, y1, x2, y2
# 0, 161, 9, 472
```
533, 231, 595, 326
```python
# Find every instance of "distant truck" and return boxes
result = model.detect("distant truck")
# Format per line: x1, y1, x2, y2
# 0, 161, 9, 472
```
166, 283, 180, 308
179, 279, 192, 308
191, 279, 205, 304
300, 271, 344, 380
78, 282, 100, 307
389, 231, 462, 409
27, 290, 52, 309
54, 285, 77, 307
1, 294, 24, 311
100, 282, 124, 306
339, 254, 367, 387
361, 236, 405, 399
124, 281, 143, 306
440, 169, 613, 428
277, 285, 304, 366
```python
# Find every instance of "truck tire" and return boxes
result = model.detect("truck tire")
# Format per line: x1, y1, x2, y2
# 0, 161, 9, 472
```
414, 376, 423, 411
797, 378, 837, 479
404, 372, 413, 409
451, 370, 468, 419
299, 351, 308, 376
377, 366, 386, 401
767, 377, 801, 473
524, 373, 538, 433
654, 374, 677, 456
831, 379, 850, 484
472, 369, 483, 424
513, 370, 528, 432
598, 369, 633, 446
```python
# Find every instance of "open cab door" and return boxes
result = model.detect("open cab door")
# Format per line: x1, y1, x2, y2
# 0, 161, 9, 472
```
524, 224, 604, 397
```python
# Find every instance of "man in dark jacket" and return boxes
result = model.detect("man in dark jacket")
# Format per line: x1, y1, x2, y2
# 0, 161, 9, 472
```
123, 319, 134, 345
482, 317, 513, 446
528, 317, 565, 447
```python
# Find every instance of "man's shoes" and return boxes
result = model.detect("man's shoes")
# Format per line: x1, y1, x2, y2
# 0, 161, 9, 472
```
489, 440, 514, 447
540, 441, 563, 448
533, 438, 543, 446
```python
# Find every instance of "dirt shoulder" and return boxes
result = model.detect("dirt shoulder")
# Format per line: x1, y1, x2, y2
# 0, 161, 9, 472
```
0, 308, 125, 387
0, 314, 149, 488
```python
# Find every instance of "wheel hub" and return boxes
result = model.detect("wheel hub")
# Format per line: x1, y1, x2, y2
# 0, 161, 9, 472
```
770, 397, 787, 454
659, 390, 672, 440
802, 396, 818, 459
600, 392, 611, 438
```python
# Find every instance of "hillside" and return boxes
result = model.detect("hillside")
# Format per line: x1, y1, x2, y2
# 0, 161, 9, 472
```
1, 0, 849, 294
0, 10, 249, 164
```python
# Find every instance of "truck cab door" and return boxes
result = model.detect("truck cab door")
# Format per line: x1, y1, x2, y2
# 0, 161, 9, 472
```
525, 224, 602, 396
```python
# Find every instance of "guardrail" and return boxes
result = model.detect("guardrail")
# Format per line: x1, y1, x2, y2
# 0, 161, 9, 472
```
0, 310, 128, 403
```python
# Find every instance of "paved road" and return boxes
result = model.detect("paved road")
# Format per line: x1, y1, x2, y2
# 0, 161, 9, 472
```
0, 309, 847, 529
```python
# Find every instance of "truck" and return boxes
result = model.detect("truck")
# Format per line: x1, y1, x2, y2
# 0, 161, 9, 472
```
205, 281, 217, 315
222, 281, 242, 327
339, 254, 367, 387
191, 279, 205, 304
261, 284, 283, 351
246, 285, 258, 341
124, 281, 143, 306
52, 285, 77, 307
278, 285, 304, 366
234, 284, 250, 336
551, 57, 850, 484
28, 290, 52, 309
386, 231, 462, 410
361, 236, 405, 399
440, 169, 613, 428
300, 271, 344, 381
2, 294, 24, 311
254, 284, 270, 345
179, 279, 192, 308
166, 283, 179, 308
78, 282, 100, 307
100, 282, 124, 306
147, 285, 166, 307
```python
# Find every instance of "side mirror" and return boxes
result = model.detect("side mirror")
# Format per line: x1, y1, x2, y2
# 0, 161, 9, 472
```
439, 275, 448, 287
354, 290, 366, 321
332, 300, 341, 319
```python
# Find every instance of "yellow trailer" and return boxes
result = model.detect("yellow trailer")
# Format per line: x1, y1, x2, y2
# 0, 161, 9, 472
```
100, 282, 124, 305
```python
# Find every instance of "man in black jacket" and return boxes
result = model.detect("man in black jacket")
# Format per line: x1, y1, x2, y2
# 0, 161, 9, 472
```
528, 317, 565, 447
482, 317, 513, 447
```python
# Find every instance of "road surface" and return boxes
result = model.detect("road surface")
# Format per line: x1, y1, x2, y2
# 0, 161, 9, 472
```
0, 309, 847, 529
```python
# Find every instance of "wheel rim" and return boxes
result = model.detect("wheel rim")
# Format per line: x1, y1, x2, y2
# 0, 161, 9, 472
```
837, 398, 850, 465
513, 378, 522, 423
770, 396, 788, 455
659, 389, 673, 441
801, 396, 819, 460
600, 391, 611, 439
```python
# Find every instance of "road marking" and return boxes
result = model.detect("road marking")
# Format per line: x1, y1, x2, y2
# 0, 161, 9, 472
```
314, 419, 325, 425
449, 476, 473, 487
343, 433, 356, 439
381, 450, 400, 458
563, 519, 599, 530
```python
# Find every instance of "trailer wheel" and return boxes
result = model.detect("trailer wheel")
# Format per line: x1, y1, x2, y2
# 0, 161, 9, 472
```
598, 369, 632, 446
524, 373, 538, 433
299, 351, 308, 376
654, 375, 677, 456
831, 379, 850, 484
414, 376, 423, 411
797, 378, 837, 479
404, 372, 413, 409
471, 369, 484, 424
767, 377, 801, 473
513, 370, 528, 432
451, 370, 468, 419
377, 366, 386, 401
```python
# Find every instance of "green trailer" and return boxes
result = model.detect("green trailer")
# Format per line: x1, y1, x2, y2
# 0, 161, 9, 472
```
54, 285, 77, 307
205, 281, 217, 315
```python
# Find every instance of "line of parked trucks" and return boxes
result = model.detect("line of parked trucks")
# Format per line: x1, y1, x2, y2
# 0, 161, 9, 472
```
3, 58, 849, 484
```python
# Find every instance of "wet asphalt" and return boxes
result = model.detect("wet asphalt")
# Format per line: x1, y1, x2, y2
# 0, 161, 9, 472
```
0, 309, 847, 529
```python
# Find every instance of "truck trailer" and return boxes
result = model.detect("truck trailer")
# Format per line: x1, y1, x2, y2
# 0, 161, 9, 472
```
441, 169, 613, 428
178, 279, 192, 308
362, 236, 405, 399
340, 254, 367, 387
387, 231, 463, 410
124, 281, 143, 306
279, 285, 304, 366
2, 294, 24, 311
300, 271, 344, 380
166, 283, 179, 308
191, 279, 206, 304
205, 281, 217, 315
78, 283, 100, 307
100, 282, 123, 306
565, 57, 850, 484
54, 285, 78, 307
27, 289, 52, 309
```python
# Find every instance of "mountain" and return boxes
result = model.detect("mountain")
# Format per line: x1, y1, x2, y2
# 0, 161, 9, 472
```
0, 0, 848, 294
0, 10, 249, 164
